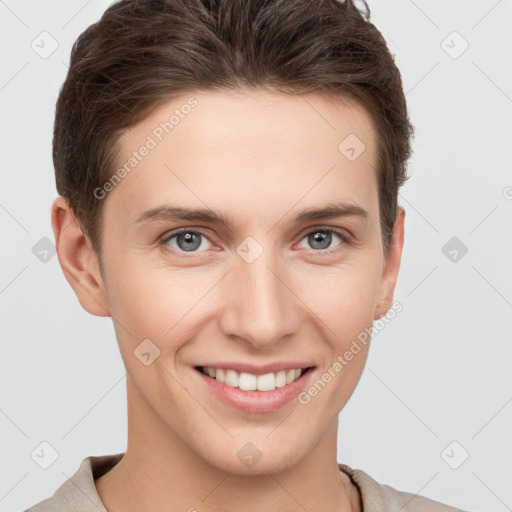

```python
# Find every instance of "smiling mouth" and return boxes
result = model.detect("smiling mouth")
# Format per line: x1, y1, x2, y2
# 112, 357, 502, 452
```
194, 365, 315, 392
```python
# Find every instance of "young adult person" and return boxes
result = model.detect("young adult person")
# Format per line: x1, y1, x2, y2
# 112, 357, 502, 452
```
26, 0, 464, 510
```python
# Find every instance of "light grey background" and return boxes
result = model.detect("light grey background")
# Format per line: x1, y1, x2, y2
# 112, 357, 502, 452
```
1, 1, 511, 511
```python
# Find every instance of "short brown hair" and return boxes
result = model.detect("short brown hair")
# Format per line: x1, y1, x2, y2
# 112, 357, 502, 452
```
54, 0, 414, 261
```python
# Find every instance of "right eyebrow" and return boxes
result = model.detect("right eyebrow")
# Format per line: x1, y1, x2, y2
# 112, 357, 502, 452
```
134, 206, 233, 228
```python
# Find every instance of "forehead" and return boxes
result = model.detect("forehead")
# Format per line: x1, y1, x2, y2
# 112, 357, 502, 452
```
104, 88, 379, 226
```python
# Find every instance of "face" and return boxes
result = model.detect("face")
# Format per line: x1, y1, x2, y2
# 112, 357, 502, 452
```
55, 88, 404, 475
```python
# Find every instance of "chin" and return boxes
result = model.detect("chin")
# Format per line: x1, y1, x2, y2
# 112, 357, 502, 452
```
193, 432, 312, 476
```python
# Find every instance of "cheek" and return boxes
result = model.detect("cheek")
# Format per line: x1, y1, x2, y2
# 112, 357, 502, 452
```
293, 259, 382, 336
296, 267, 380, 411
103, 258, 221, 352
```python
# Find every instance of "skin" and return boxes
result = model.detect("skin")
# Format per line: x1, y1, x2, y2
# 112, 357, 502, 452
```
52, 88, 405, 512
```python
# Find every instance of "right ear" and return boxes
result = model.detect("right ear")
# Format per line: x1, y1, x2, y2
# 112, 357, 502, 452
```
51, 196, 111, 317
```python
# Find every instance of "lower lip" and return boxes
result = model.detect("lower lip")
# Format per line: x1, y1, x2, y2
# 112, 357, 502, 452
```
194, 367, 315, 414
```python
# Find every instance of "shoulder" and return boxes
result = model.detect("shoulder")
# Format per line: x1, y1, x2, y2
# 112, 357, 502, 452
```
24, 453, 124, 512
338, 463, 467, 512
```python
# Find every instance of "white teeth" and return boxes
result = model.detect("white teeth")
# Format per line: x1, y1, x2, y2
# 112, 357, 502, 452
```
201, 366, 308, 391
256, 372, 275, 391
224, 369, 239, 387
275, 370, 287, 388
239, 372, 257, 391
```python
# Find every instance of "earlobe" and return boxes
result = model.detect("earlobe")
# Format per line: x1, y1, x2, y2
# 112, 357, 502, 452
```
374, 207, 405, 320
51, 196, 111, 317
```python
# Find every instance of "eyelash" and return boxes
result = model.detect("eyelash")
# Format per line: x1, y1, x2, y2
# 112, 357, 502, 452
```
159, 227, 349, 257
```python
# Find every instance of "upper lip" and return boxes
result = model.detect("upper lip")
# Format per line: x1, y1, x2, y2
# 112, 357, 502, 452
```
195, 362, 315, 376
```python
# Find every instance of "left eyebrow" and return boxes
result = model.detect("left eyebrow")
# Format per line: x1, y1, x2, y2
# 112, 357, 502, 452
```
292, 202, 369, 223
133, 201, 369, 228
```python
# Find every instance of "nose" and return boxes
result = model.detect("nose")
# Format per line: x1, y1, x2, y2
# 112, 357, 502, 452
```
218, 247, 301, 349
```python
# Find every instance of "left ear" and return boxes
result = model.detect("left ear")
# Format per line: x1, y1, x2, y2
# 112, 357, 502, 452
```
374, 207, 405, 320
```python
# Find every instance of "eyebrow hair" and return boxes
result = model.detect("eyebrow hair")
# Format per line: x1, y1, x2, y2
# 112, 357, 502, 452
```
133, 201, 369, 228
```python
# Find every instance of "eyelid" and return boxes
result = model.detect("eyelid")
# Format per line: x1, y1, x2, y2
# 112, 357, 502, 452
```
294, 226, 350, 254
160, 225, 352, 255
160, 227, 215, 252
296, 224, 352, 242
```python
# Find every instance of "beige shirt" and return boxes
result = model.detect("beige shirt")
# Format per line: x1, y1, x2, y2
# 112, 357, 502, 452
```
25, 453, 465, 511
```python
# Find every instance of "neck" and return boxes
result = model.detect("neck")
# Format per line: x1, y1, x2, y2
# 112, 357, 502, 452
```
95, 379, 361, 512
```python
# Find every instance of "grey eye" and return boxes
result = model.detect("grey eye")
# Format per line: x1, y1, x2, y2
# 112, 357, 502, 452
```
298, 229, 343, 251
166, 231, 212, 252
